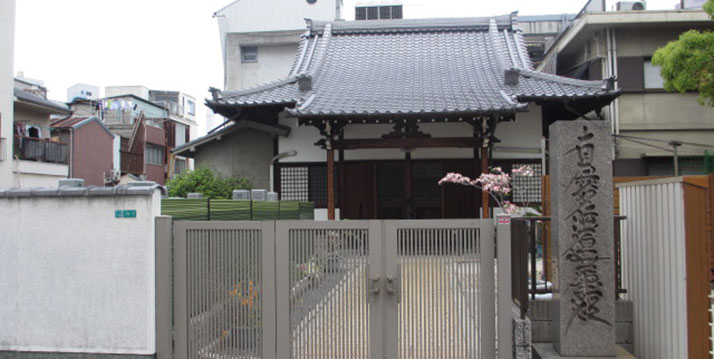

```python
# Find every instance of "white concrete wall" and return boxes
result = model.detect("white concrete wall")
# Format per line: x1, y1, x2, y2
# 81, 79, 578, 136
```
0, 191, 161, 355
216, 0, 338, 45
0, 0, 15, 189
226, 42, 300, 90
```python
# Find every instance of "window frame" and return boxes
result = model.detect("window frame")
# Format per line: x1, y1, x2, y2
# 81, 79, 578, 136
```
241, 46, 258, 63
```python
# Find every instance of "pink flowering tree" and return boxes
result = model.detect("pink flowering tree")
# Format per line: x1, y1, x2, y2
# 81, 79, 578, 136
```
438, 166, 535, 214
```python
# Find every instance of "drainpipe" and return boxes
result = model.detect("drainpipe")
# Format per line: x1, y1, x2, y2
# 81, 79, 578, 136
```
270, 150, 297, 192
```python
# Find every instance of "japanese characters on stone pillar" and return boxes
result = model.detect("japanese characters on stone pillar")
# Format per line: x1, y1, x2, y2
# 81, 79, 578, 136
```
549, 120, 615, 357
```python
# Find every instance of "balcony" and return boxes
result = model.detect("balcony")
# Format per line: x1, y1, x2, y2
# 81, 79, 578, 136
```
13, 136, 68, 164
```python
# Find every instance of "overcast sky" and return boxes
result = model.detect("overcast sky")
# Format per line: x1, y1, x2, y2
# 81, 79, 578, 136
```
14, 0, 680, 136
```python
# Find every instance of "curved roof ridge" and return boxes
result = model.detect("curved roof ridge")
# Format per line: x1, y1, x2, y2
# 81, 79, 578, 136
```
310, 15, 513, 34
512, 27, 533, 70
520, 69, 611, 89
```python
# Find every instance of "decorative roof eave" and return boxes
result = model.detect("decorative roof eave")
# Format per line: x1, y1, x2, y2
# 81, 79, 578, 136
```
293, 109, 525, 127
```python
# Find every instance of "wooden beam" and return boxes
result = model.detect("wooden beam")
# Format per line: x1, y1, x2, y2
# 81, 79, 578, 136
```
327, 148, 335, 220
322, 137, 479, 150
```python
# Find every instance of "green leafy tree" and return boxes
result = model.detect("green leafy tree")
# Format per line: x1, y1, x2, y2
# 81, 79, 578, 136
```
652, 0, 714, 106
166, 167, 252, 199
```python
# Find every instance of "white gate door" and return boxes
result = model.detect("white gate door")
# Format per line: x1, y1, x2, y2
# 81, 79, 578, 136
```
275, 219, 498, 359
171, 219, 506, 359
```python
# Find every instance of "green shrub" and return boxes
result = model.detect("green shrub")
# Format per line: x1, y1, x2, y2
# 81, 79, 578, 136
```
166, 167, 252, 199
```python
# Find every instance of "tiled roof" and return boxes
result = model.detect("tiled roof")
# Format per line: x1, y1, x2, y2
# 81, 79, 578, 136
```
14, 88, 72, 114
0, 183, 165, 198
51, 116, 114, 137
207, 15, 617, 119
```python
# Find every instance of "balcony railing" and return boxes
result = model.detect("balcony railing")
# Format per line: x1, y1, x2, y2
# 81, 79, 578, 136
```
13, 136, 68, 164
121, 150, 143, 175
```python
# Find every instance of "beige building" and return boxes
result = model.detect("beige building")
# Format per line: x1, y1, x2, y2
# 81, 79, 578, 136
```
539, 9, 714, 176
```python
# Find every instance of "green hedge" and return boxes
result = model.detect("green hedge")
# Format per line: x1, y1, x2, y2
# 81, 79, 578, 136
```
161, 199, 314, 221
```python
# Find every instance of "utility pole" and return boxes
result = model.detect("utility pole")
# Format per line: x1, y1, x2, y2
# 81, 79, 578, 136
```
669, 141, 682, 176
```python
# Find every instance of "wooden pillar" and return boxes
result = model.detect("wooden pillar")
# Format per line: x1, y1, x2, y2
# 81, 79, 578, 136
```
481, 146, 490, 219
327, 148, 335, 220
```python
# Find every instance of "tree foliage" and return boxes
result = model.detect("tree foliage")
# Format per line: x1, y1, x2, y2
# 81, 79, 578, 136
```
166, 167, 252, 199
652, 0, 714, 106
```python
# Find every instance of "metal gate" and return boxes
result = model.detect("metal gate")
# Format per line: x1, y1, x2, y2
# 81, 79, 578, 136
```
160, 218, 511, 359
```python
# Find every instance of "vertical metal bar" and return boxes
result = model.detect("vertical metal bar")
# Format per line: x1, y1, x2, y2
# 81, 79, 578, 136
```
276, 221, 291, 358
173, 221, 188, 359
497, 216, 513, 359
480, 221, 496, 359
369, 220, 384, 359
384, 221, 399, 359
263, 221, 277, 359
155, 216, 173, 359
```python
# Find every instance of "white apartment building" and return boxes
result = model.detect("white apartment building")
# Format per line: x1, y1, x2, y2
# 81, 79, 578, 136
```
214, 0, 343, 91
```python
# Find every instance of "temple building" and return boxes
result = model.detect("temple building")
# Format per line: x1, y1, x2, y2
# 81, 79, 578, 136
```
174, 14, 618, 219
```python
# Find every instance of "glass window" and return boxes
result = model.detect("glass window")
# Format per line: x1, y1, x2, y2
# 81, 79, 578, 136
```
644, 59, 665, 89
145, 144, 164, 165
355, 7, 367, 20
241, 46, 258, 63
187, 100, 195, 116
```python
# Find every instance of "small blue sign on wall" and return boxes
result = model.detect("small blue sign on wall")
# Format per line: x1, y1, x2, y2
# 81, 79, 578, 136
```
115, 209, 137, 218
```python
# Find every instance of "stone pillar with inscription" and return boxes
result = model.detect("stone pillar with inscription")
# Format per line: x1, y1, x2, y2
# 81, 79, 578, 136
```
549, 120, 615, 357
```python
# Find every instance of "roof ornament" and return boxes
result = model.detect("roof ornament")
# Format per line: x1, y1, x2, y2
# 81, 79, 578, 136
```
298, 74, 313, 91
504, 68, 521, 86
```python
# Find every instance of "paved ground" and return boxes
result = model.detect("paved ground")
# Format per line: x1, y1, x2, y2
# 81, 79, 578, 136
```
290, 257, 481, 359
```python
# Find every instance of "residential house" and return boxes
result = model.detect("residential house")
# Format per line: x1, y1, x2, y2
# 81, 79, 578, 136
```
66, 83, 99, 102
50, 117, 114, 186
0, 0, 15, 188
538, 4, 714, 175
12, 77, 72, 187
147, 89, 197, 175
176, 15, 618, 220
67, 86, 198, 185
68, 94, 168, 184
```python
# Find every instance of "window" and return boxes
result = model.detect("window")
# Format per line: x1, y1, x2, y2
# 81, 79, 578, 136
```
279, 164, 338, 207
174, 157, 186, 175
145, 144, 164, 165
390, 5, 403, 19
355, 7, 367, 20
367, 6, 378, 20
643, 59, 665, 89
379, 6, 391, 19
511, 163, 542, 204
241, 46, 258, 63
187, 100, 195, 116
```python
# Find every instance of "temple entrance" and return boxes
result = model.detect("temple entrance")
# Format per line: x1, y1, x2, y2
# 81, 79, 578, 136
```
340, 160, 483, 220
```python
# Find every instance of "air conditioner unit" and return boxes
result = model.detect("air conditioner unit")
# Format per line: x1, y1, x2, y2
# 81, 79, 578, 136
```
104, 169, 121, 184
615, 1, 646, 10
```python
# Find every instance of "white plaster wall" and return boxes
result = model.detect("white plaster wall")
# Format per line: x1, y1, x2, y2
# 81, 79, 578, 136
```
0, 192, 161, 354
0, 0, 15, 189
227, 43, 300, 90
493, 105, 543, 159
279, 116, 330, 163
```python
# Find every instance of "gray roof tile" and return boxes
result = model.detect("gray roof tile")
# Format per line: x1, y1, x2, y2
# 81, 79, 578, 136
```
208, 15, 617, 118
0, 184, 165, 198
